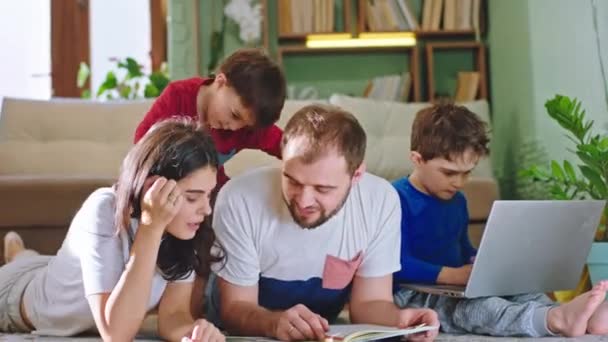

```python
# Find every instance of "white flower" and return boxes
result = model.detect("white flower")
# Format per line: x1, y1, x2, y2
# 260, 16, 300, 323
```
225, 0, 262, 45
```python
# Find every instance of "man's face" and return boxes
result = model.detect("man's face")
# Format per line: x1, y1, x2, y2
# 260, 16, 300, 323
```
281, 142, 363, 229
411, 148, 479, 200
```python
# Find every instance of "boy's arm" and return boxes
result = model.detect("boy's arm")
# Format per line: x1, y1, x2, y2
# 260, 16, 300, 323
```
394, 238, 442, 284
395, 222, 474, 286
134, 83, 177, 143
244, 125, 283, 159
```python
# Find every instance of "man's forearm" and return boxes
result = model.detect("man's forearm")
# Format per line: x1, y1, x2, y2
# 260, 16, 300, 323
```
350, 300, 400, 327
222, 301, 280, 337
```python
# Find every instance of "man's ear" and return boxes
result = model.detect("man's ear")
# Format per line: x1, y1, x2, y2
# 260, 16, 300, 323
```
214, 73, 227, 88
410, 151, 424, 167
351, 162, 366, 185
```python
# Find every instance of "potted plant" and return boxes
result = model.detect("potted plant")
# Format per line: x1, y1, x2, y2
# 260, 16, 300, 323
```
520, 94, 608, 293
77, 57, 170, 100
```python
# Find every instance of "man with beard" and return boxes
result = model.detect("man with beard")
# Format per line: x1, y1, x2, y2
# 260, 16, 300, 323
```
208, 104, 439, 342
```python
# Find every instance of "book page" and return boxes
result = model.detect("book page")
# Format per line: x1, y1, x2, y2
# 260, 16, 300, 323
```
325, 324, 438, 342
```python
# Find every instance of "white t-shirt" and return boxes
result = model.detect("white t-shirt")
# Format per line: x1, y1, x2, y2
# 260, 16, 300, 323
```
22, 187, 194, 336
212, 167, 401, 321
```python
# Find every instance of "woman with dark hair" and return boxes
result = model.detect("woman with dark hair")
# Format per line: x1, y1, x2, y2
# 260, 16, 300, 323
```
0, 119, 225, 342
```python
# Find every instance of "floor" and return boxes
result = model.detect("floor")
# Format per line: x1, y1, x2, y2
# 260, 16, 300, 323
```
2, 333, 608, 341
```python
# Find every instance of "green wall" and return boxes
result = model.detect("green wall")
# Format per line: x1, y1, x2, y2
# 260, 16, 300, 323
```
488, 0, 608, 198
486, 0, 537, 198
527, 0, 608, 161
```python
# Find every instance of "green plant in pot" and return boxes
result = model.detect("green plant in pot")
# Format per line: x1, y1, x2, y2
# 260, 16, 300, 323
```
520, 94, 608, 293
77, 57, 170, 100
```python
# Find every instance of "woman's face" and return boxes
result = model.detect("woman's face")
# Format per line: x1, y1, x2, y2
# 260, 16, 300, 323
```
165, 166, 217, 240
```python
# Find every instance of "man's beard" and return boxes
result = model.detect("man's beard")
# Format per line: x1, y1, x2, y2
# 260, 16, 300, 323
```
285, 187, 351, 229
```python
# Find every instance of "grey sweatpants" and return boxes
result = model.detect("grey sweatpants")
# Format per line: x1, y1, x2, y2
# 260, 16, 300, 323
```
394, 289, 557, 337
0, 251, 51, 333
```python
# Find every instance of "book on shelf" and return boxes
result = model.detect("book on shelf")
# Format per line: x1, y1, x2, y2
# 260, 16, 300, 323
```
454, 71, 480, 102
364, 73, 411, 102
421, 0, 481, 31
364, 0, 418, 32
429, 0, 444, 31
324, 323, 438, 342
278, 0, 334, 35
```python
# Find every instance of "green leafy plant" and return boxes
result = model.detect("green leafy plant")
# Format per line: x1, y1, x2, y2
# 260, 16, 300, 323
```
520, 95, 608, 240
77, 57, 170, 100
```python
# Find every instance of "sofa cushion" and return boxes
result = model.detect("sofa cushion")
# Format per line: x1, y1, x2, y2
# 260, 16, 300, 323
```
461, 178, 499, 221
0, 97, 152, 176
224, 97, 494, 182
327, 95, 494, 181
224, 99, 327, 177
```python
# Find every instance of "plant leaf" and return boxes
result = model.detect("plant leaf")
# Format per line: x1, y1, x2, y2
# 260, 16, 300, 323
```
125, 57, 143, 78
563, 160, 578, 183
80, 89, 91, 99
119, 85, 131, 99
96, 71, 118, 97
144, 83, 160, 98
580, 165, 608, 198
600, 137, 608, 151
149, 72, 170, 93
576, 151, 603, 174
76, 62, 90, 88
551, 160, 565, 181
549, 184, 569, 200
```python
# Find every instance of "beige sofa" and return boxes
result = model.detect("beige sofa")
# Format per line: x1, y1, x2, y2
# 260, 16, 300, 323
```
0, 96, 498, 260
0, 98, 153, 258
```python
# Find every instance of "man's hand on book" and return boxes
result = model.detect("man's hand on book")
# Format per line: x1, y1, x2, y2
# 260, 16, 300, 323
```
397, 308, 439, 342
272, 304, 329, 341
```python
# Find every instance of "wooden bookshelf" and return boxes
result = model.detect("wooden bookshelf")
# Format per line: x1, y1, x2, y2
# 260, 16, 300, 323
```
357, 0, 486, 38
268, 0, 353, 42
277, 45, 421, 102
414, 30, 477, 37
262, 0, 489, 102
425, 41, 487, 102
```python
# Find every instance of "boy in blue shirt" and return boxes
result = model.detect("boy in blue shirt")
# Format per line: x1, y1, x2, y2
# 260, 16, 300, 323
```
393, 103, 608, 337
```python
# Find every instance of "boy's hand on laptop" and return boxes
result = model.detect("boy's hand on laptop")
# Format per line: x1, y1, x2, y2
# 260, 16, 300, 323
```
437, 265, 472, 285
397, 308, 439, 342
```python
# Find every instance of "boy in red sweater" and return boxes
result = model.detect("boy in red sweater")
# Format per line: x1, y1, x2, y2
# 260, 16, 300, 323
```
134, 48, 286, 188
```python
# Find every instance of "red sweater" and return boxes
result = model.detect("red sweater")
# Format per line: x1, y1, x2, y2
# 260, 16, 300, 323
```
134, 77, 283, 188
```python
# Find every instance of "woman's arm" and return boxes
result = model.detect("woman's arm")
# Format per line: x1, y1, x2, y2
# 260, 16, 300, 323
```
86, 226, 164, 341
84, 178, 182, 341
158, 281, 224, 342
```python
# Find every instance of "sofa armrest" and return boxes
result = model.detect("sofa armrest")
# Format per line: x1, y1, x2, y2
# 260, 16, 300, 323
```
0, 176, 115, 227
462, 177, 499, 221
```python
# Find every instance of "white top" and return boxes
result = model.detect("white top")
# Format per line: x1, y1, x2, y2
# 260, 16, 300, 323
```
212, 167, 401, 320
23, 187, 194, 336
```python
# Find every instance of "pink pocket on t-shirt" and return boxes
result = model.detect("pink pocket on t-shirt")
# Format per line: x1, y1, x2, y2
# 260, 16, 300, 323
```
322, 251, 363, 290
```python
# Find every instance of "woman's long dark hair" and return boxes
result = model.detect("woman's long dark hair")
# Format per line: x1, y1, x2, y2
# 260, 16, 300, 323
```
114, 118, 224, 281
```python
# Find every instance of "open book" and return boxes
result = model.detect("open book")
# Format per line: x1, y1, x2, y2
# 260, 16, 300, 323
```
224, 324, 438, 342
324, 324, 439, 342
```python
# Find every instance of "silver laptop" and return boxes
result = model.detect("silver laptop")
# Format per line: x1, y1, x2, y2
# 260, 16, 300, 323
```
403, 200, 606, 298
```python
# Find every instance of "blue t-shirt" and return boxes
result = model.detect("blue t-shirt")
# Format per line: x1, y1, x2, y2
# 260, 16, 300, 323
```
392, 177, 477, 285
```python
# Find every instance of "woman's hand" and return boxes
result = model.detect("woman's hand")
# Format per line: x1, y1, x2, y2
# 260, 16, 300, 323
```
181, 319, 225, 342
140, 177, 183, 229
